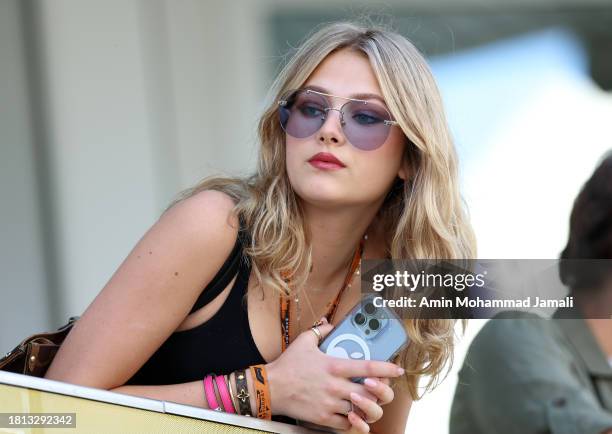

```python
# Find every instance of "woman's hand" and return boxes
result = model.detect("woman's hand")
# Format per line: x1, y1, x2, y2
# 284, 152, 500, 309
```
266, 318, 404, 432
341, 377, 394, 433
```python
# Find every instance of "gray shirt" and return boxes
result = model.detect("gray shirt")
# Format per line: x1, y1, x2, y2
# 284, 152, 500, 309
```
450, 311, 612, 434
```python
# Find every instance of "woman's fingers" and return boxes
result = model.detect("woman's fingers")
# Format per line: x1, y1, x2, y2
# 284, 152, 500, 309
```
347, 411, 370, 433
304, 317, 333, 346
378, 376, 391, 386
363, 377, 394, 405
328, 358, 404, 379
344, 382, 378, 403
350, 392, 383, 424
320, 413, 352, 432
331, 398, 355, 417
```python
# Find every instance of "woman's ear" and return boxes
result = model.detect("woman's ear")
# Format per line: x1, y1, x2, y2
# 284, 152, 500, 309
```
397, 166, 407, 181
398, 143, 411, 181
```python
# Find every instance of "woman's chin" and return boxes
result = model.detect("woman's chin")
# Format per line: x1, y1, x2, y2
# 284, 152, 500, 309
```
295, 188, 347, 208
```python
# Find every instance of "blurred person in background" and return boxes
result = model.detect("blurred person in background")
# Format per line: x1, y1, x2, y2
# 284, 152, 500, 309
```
450, 152, 612, 434
43, 21, 475, 433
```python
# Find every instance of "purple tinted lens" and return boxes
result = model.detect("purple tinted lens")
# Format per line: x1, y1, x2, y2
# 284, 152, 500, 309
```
279, 90, 327, 139
279, 90, 393, 150
343, 101, 392, 151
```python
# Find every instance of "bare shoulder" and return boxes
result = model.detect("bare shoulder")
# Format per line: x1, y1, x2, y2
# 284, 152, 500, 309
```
163, 189, 240, 245
44, 188, 241, 389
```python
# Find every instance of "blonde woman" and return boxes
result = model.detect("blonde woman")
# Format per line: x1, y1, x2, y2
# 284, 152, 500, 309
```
45, 21, 475, 433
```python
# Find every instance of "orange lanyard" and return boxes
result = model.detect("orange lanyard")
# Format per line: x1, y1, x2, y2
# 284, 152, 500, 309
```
280, 238, 364, 352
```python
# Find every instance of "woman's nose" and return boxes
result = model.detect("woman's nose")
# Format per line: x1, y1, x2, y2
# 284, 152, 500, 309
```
317, 108, 346, 145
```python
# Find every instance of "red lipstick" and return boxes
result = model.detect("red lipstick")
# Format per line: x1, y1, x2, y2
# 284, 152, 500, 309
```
308, 152, 346, 170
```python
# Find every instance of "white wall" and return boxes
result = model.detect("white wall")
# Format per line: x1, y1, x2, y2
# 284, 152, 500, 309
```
27, 0, 269, 321
0, 0, 52, 349
30, 0, 161, 319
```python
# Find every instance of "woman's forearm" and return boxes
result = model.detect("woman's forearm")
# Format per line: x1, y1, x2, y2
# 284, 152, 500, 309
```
110, 370, 258, 414
111, 380, 207, 408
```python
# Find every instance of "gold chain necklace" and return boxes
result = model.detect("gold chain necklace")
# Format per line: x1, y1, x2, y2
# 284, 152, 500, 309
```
280, 234, 366, 352
296, 258, 361, 330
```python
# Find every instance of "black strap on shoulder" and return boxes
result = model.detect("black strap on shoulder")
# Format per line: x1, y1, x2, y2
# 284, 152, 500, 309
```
188, 216, 248, 314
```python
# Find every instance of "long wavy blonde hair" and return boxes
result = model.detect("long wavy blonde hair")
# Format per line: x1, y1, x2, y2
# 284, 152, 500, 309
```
167, 21, 476, 399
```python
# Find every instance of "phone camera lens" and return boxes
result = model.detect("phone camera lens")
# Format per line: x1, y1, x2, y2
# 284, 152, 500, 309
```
364, 303, 376, 315
354, 313, 366, 325
369, 318, 380, 330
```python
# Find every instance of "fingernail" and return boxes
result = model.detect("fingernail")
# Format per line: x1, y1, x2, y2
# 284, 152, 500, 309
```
397, 367, 405, 375
364, 378, 377, 387
350, 392, 361, 402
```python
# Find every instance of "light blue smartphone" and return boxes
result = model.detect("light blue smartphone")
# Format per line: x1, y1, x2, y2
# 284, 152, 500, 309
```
319, 294, 409, 383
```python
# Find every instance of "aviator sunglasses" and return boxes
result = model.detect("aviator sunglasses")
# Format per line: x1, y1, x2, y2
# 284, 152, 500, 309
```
278, 88, 399, 151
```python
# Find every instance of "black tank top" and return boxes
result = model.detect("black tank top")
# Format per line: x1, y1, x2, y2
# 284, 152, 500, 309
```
126, 219, 296, 424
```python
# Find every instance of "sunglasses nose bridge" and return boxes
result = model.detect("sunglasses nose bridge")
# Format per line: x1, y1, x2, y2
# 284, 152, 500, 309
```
323, 107, 346, 126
